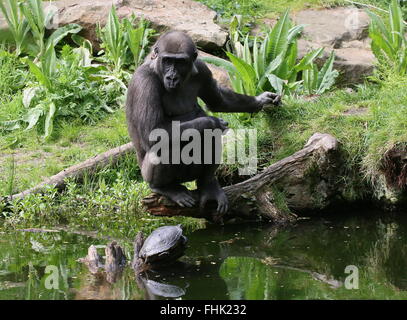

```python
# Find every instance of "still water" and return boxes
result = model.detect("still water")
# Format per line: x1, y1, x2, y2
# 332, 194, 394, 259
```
1, 213, 406, 300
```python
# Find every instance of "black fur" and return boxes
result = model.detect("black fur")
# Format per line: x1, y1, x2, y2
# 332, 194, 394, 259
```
126, 31, 280, 214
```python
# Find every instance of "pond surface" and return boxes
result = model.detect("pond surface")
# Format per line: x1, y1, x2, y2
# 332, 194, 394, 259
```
1, 213, 407, 300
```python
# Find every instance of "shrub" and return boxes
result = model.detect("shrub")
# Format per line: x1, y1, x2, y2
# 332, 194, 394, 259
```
97, 6, 154, 72
367, 0, 407, 76
202, 11, 338, 97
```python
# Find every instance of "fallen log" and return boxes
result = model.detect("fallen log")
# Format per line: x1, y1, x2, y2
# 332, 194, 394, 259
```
142, 133, 341, 224
78, 241, 126, 284
77, 245, 103, 274
4, 142, 134, 202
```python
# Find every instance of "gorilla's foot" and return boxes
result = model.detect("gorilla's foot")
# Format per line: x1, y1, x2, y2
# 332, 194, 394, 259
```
150, 185, 197, 208
199, 183, 229, 215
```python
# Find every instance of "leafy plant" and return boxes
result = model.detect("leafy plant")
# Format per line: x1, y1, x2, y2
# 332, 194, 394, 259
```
97, 6, 127, 72
20, 0, 49, 56
97, 6, 154, 72
367, 0, 407, 75
23, 43, 57, 90
124, 18, 152, 67
1, 0, 81, 58
0, 0, 30, 56
202, 11, 338, 97
302, 51, 339, 95
1, 44, 125, 139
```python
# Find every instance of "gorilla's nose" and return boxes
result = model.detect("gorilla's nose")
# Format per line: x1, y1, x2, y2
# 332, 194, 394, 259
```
165, 75, 180, 88
166, 74, 179, 82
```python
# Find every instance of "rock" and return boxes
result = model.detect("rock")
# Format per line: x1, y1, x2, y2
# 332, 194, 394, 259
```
1, 0, 227, 51
333, 47, 375, 84
292, 7, 375, 84
294, 7, 370, 48
49, 0, 225, 51
117, 0, 228, 51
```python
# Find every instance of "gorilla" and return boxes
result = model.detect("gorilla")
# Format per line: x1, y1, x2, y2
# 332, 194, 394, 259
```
126, 31, 280, 215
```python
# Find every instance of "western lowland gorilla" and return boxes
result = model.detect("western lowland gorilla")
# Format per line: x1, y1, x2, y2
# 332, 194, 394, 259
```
126, 31, 281, 215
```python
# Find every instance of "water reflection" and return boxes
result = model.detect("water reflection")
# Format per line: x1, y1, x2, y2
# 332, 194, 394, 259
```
1, 213, 407, 299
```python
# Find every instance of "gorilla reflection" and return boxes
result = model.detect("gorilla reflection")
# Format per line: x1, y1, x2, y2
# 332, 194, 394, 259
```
126, 31, 280, 215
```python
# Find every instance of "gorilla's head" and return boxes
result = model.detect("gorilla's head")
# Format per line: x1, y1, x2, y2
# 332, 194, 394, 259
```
151, 31, 198, 92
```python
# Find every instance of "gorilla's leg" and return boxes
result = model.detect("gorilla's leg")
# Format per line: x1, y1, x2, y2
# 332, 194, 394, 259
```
141, 155, 197, 207
197, 164, 228, 215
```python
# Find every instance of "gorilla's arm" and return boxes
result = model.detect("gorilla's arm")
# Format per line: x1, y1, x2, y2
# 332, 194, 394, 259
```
126, 65, 227, 153
197, 60, 280, 113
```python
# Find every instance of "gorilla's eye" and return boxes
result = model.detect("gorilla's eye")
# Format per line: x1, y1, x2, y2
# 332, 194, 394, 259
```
176, 58, 187, 64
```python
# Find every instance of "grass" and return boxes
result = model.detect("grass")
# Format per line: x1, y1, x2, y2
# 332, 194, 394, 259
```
0, 110, 130, 195
259, 74, 406, 201
195, 0, 407, 25
2, 164, 207, 239
196, 0, 343, 22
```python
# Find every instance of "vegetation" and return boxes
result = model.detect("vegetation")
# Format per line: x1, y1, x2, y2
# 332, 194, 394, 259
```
0, 4, 152, 140
202, 11, 338, 98
367, 0, 407, 76
196, 0, 407, 23
195, 0, 342, 22
96, 6, 155, 73
0, 0, 407, 239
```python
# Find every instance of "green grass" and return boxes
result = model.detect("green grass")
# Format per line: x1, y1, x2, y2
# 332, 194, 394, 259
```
0, 110, 130, 195
195, 0, 343, 21
256, 74, 406, 201
195, 0, 407, 24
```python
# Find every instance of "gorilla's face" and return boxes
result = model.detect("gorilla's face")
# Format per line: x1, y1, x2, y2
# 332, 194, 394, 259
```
160, 54, 193, 91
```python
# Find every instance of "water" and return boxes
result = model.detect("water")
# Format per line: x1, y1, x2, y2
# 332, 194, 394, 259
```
1, 213, 407, 300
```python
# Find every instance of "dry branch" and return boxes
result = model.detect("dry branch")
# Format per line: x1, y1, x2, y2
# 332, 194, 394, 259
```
5, 142, 134, 202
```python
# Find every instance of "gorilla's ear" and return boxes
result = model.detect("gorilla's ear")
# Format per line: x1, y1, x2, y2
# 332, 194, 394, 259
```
151, 47, 158, 59
191, 50, 198, 75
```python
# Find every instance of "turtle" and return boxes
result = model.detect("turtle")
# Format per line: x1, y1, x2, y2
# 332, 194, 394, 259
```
139, 224, 187, 265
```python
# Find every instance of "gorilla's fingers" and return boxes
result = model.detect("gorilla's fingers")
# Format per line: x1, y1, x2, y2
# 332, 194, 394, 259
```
219, 118, 228, 126
184, 197, 196, 207
176, 200, 186, 207
217, 198, 228, 215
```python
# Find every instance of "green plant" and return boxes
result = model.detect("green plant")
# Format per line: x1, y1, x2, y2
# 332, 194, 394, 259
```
97, 6, 127, 72
24, 42, 57, 90
0, 0, 30, 56
202, 11, 338, 97
302, 51, 339, 95
1, 44, 125, 139
367, 0, 407, 75
20, 0, 52, 57
97, 6, 154, 72
124, 18, 152, 67
1, 0, 81, 58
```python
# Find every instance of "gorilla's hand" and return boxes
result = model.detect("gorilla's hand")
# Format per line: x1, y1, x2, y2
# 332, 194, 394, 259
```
207, 116, 229, 131
255, 92, 282, 108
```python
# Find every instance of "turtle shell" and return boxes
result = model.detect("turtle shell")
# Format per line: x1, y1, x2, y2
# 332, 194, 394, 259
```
139, 224, 186, 262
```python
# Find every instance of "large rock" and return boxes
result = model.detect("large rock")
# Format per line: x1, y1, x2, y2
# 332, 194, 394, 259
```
293, 7, 375, 84
117, 0, 227, 50
0, 0, 227, 51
